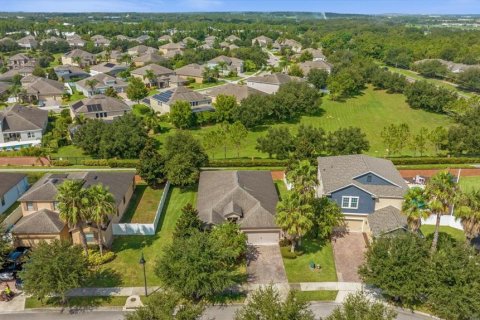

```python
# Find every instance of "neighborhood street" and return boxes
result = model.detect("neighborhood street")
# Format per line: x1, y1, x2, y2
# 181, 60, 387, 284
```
1, 303, 434, 320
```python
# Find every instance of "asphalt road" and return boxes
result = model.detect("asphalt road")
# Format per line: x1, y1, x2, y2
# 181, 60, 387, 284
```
1, 303, 434, 320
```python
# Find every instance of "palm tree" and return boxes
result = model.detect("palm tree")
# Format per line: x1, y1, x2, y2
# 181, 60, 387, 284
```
286, 160, 318, 202
72, 56, 82, 66
455, 189, 480, 242
86, 184, 116, 255
56, 180, 90, 255
143, 69, 157, 88
402, 187, 429, 233
85, 79, 99, 96
424, 171, 457, 253
276, 191, 314, 252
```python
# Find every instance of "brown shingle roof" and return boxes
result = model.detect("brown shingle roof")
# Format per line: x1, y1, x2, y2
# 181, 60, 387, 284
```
175, 63, 204, 78
23, 78, 65, 96
0, 105, 48, 133
207, 83, 266, 102
131, 64, 174, 77
71, 95, 131, 115
197, 171, 279, 229
12, 209, 65, 234
368, 206, 408, 237
247, 73, 302, 85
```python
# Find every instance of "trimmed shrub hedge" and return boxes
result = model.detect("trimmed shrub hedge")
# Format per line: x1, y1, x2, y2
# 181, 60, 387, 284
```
51, 160, 73, 166
81, 159, 139, 168
389, 157, 480, 165
207, 159, 288, 167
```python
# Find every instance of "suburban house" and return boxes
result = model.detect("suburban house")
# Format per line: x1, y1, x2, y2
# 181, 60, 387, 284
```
0, 82, 10, 97
146, 86, 213, 114
132, 52, 167, 67
414, 58, 478, 74
136, 35, 151, 43
99, 49, 123, 64
316, 155, 409, 236
206, 83, 266, 103
252, 35, 273, 47
21, 77, 65, 106
61, 49, 96, 68
182, 37, 198, 45
197, 170, 280, 245
246, 73, 302, 94
158, 35, 173, 43
204, 36, 217, 46
91, 35, 111, 47
0, 173, 28, 215
127, 45, 157, 57
16, 35, 38, 49
298, 48, 327, 62
7, 53, 36, 70
11, 172, 135, 248
76, 73, 128, 97
298, 60, 333, 75
40, 36, 63, 45
0, 67, 34, 82
159, 42, 185, 56
225, 35, 240, 43
273, 39, 302, 53
115, 35, 133, 42
70, 95, 131, 121
207, 55, 244, 75
131, 64, 175, 88
54, 65, 90, 81
90, 62, 128, 76
174, 63, 204, 83
0, 105, 49, 150
66, 34, 86, 47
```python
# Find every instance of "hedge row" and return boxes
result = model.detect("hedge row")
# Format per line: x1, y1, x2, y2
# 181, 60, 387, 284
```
389, 157, 480, 165
206, 159, 288, 167
81, 159, 139, 168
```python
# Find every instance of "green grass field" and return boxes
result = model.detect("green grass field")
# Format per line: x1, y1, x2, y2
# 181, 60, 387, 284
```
459, 176, 480, 192
52, 145, 91, 160
90, 185, 197, 287
121, 184, 164, 223
156, 87, 451, 159
296, 290, 338, 302
420, 225, 466, 242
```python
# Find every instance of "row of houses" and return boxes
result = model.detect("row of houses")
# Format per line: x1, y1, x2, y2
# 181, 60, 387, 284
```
0, 154, 410, 250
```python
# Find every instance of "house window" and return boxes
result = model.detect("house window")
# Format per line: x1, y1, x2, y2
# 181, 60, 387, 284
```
341, 196, 359, 209
367, 175, 372, 183
1, 196, 5, 206
27, 132, 34, 138
52, 201, 59, 210
85, 233, 96, 244
26, 201, 34, 211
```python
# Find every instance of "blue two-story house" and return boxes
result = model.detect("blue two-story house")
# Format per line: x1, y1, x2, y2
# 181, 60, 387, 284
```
0, 173, 28, 215
317, 155, 409, 237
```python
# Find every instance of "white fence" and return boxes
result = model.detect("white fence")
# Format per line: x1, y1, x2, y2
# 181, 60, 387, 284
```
422, 214, 464, 230
113, 182, 171, 236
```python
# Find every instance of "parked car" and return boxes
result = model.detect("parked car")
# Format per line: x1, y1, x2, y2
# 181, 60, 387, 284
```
0, 272, 14, 282
6, 247, 29, 263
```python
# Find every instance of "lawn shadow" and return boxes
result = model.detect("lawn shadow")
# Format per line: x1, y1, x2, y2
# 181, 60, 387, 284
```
300, 237, 328, 254
425, 231, 459, 249
86, 268, 123, 287
208, 289, 247, 306
121, 185, 148, 223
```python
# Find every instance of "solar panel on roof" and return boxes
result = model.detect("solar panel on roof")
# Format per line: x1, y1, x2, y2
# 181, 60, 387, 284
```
153, 91, 173, 103
86, 104, 102, 112
104, 63, 115, 68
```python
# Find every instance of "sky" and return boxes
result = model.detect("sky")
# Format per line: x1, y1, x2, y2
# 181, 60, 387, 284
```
2, 0, 480, 14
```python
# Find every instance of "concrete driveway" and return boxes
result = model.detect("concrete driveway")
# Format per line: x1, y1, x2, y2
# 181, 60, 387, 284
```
332, 233, 367, 282
247, 245, 287, 284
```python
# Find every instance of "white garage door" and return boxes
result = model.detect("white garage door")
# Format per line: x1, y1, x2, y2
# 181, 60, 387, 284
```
345, 219, 365, 232
246, 231, 280, 245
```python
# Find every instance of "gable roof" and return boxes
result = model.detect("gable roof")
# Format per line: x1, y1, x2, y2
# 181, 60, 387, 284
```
0, 173, 26, 196
151, 86, 210, 105
133, 52, 166, 64
128, 45, 157, 55
207, 83, 266, 102
12, 209, 66, 234
23, 78, 65, 96
367, 206, 408, 237
298, 60, 332, 74
19, 172, 135, 206
9, 53, 32, 61
175, 63, 204, 78
77, 73, 127, 90
317, 155, 408, 199
0, 105, 48, 133
208, 55, 243, 66
90, 62, 128, 74
131, 64, 174, 77
71, 94, 131, 115
64, 49, 95, 59
247, 73, 302, 85
159, 42, 185, 51
197, 171, 279, 229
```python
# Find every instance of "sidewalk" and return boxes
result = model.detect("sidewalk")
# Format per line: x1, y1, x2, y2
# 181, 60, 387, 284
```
67, 287, 160, 297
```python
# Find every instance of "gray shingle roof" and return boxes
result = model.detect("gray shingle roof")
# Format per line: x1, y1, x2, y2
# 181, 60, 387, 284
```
247, 73, 302, 85
175, 63, 204, 78
0, 105, 48, 133
197, 171, 279, 229
77, 73, 127, 90
0, 173, 26, 196
368, 206, 407, 237
152, 86, 210, 106
131, 64, 174, 77
317, 155, 408, 198
12, 209, 65, 234
19, 172, 135, 206
207, 83, 266, 102
71, 94, 131, 115
23, 78, 65, 96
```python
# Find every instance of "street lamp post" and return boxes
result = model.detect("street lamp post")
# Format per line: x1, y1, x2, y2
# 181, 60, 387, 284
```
139, 252, 147, 296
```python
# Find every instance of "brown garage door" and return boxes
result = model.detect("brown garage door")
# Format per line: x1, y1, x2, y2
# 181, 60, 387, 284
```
345, 219, 365, 232
246, 231, 280, 245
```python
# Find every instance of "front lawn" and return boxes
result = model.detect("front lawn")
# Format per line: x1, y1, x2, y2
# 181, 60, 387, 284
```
90, 185, 197, 287
52, 145, 91, 160
282, 238, 337, 283
420, 225, 466, 243
25, 296, 128, 309
296, 290, 338, 302
121, 184, 164, 223
188, 80, 226, 90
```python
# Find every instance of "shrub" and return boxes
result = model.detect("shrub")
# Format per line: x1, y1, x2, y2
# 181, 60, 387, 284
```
85, 250, 116, 267
51, 160, 73, 166
81, 159, 139, 168
280, 246, 304, 259
207, 159, 288, 167
389, 157, 480, 165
